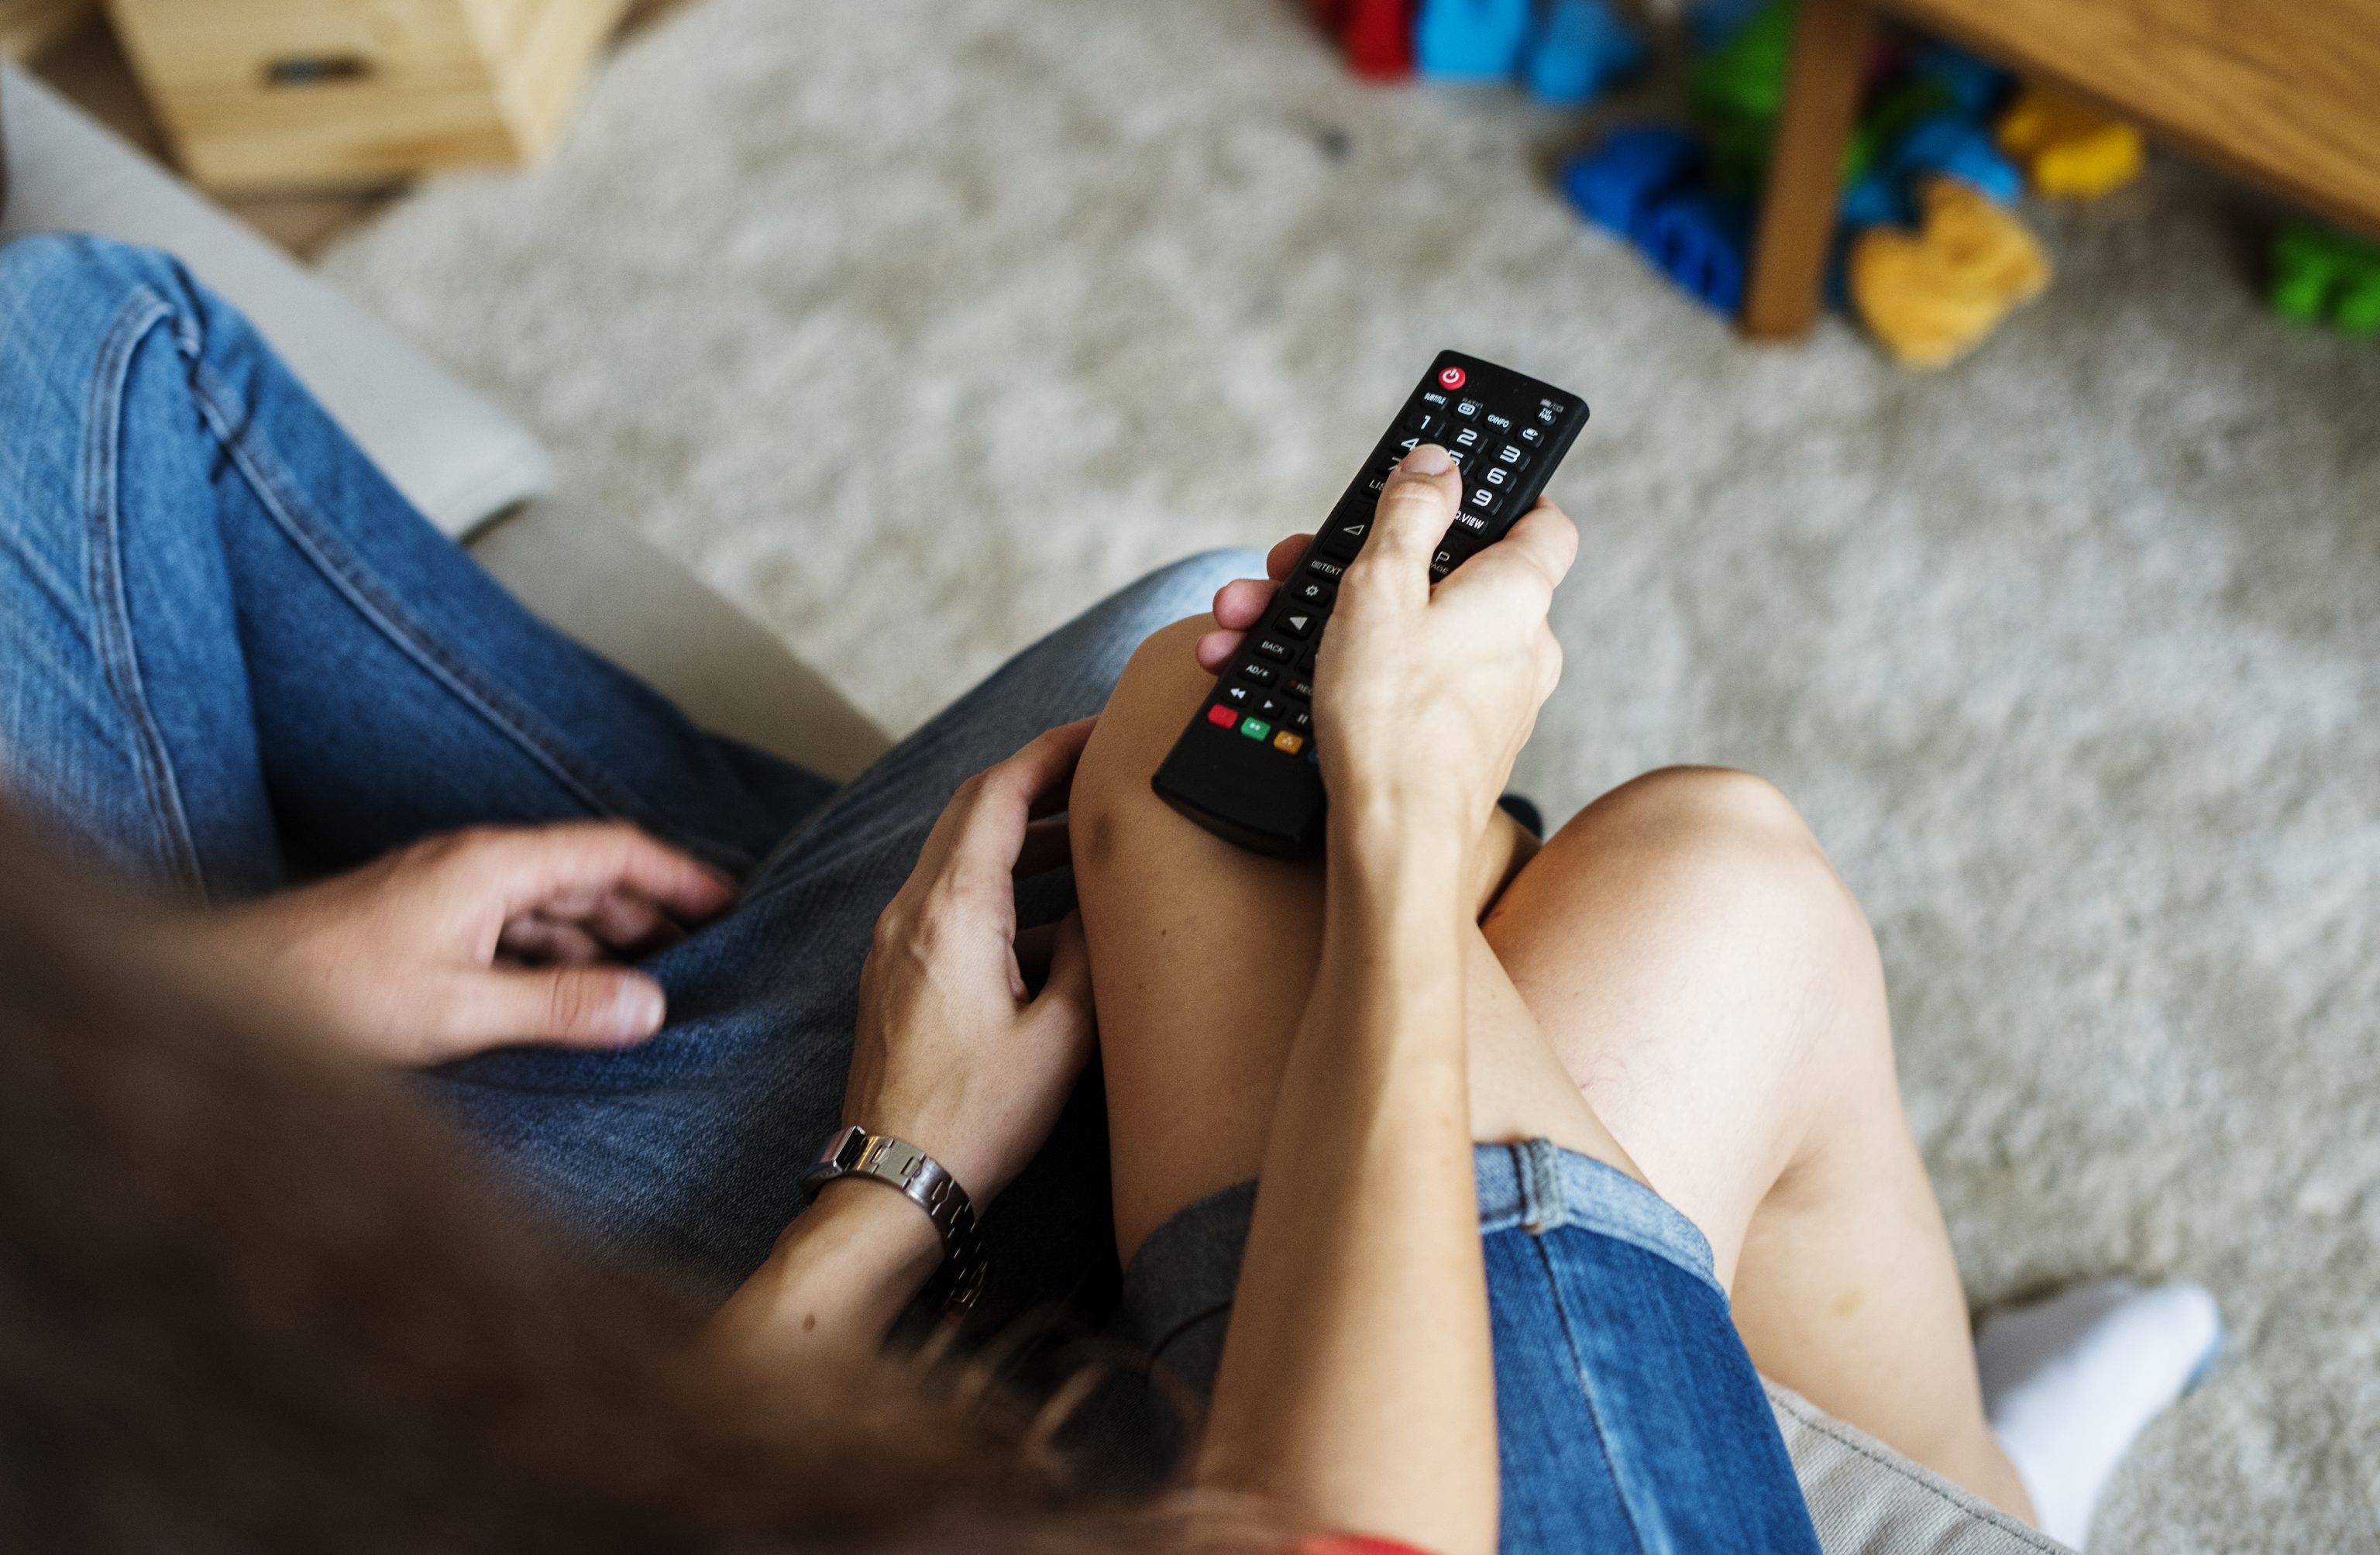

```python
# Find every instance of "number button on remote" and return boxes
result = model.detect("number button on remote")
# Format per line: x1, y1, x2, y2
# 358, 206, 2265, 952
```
1452, 425, 1484, 452
1481, 464, 1510, 490
1467, 485, 1498, 514
1494, 442, 1528, 469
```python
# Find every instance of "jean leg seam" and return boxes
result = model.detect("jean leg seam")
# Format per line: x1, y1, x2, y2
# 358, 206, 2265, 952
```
1529, 1230, 1659, 1554
81, 290, 206, 898
174, 346, 746, 860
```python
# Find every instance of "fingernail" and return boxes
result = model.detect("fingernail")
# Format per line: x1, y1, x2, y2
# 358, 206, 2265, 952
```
1400, 444, 1453, 475
615, 978, 666, 1039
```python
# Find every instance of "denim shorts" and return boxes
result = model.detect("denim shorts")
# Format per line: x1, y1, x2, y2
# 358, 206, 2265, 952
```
1122, 1139, 1823, 1553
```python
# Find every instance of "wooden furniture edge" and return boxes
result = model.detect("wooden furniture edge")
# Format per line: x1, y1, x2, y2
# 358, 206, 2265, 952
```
1742, 0, 1876, 340
1879, 0, 2380, 246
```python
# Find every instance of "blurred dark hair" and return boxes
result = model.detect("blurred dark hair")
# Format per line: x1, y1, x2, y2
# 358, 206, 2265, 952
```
0, 807, 1271, 1553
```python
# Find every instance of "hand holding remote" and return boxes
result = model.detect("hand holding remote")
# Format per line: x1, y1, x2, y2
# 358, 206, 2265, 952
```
1316, 444, 1577, 859
1154, 352, 1587, 854
1194, 531, 1314, 674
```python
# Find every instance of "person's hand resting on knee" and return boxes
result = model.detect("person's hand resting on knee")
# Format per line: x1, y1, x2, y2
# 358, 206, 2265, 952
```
171, 822, 737, 1066
710, 721, 1099, 1370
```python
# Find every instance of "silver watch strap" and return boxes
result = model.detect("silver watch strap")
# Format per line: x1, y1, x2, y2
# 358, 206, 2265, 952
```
800, 1126, 987, 1312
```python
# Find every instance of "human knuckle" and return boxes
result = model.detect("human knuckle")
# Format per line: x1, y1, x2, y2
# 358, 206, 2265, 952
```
545, 977, 600, 1034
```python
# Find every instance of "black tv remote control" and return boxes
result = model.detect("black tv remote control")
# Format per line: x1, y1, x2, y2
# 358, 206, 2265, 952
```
1151, 351, 1589, 855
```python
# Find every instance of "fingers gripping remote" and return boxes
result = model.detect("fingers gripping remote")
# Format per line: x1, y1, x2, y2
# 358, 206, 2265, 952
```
1152, 352, 1589, 855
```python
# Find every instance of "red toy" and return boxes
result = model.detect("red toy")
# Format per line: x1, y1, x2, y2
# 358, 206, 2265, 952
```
1343, 0, 1415, 78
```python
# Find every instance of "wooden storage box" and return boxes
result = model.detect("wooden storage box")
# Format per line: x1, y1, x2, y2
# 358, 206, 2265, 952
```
1, 0, 97, 60
102, 0, 629, 191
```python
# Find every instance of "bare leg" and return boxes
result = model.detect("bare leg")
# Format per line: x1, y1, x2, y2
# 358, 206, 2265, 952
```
1483, 769, 2029, 1515
1071, 618, 2027, 1518
1075, 620, 1630, 1266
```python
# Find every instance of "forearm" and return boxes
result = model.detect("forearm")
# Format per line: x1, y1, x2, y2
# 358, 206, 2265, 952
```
1200, 816, 1498, 1555
707, 1182, 944, 1373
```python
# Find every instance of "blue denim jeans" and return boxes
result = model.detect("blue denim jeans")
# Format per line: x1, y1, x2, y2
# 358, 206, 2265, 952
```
0, 232, 1243, 1313
1, 234, 1819, 1549
1126, 1141, 1823, 1552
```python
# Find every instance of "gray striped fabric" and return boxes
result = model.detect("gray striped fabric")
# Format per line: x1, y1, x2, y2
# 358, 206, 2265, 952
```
1767, 1381, 2075, 1555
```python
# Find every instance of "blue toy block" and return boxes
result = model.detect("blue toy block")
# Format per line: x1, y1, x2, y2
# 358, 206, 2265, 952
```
1909, 42, 2015, 118
1635, 192, 1752, 313
1687, 0, 1770, 57
1525, 0, 1647, 106
1559, 125, 1703, 237
1838, 168, 1909, 231
1415, 0, 1532, 81
1891, 115, 2022, 205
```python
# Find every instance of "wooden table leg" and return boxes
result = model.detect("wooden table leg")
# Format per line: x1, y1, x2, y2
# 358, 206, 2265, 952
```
1742, 0, 1878, 339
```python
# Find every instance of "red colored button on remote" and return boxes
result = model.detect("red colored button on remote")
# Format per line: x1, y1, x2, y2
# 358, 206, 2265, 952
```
1438, 365, 1467, 390
1207, 704, 1239, 729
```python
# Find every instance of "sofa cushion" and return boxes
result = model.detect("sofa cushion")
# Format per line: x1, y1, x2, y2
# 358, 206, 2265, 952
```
466, 497, 892, 782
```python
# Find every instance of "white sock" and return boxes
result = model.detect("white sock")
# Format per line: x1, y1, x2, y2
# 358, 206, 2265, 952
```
1976, 1279, 2222, 1550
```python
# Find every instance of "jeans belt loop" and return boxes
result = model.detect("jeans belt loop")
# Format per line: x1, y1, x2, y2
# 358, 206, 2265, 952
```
1520, 1137, 1564, 1236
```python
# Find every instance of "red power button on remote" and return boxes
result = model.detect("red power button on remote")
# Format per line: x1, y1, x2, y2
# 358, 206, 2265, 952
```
1438, 366, 1467, 390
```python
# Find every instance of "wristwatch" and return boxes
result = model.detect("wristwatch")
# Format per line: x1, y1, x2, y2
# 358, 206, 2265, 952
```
800, 1125, 989, 1315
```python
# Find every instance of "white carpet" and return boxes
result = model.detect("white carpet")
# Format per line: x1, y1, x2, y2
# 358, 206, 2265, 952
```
322, 1, 2380, 1546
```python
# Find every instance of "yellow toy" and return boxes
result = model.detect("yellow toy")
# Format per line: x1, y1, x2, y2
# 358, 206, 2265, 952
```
1997, 84, 2145, 199
1849, 177, 2052, 368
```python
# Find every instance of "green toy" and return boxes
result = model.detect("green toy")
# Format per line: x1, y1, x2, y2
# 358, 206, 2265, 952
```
1687, 0, 1794, 191
1687, 2, 1955, 194
1843, 77, 1953, 184
2270, 222, 2380, 336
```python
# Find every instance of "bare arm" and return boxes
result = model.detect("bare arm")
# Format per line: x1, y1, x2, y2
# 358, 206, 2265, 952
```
707, 1180, 946, 1371
1200, 822, 1491, 1553
1198, 447, 1579, 1555
709, 724, 1100, 1373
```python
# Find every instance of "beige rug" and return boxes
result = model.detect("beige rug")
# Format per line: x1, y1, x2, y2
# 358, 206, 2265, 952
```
323, 1, 2380, 1546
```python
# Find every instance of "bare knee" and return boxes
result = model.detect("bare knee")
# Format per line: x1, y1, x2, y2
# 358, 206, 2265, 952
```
1500, 765, 1890, 1079
1069, 617, 1212, 879
1583, 765, 1822, 858
1563, 767, 1863, 935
